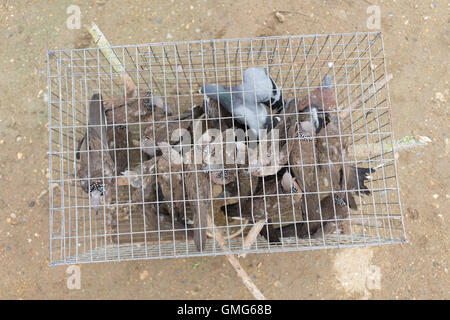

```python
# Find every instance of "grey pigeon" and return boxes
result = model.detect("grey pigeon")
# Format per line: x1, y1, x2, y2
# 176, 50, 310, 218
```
201, 67, 282, 136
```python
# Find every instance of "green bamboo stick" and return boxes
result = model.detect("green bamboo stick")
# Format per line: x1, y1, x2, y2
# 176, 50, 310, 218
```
350, 135, 431, 157
86, 22, 137, 94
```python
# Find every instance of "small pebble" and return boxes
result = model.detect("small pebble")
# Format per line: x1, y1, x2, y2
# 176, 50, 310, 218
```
434, 92, 446, 103
432, 194, 439, 199
166, 33, 173, 39
28, 201, 35, 207
275, 11, 285, 23
17, 152, 24, 160
139, 270, 149, 280
10, 213, 16, 219
155, 17, 162, 24
195, 28, 201, 33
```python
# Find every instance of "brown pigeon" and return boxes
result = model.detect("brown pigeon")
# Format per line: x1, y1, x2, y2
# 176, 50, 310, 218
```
77, 93, 115, 215
296, 74, 336, 112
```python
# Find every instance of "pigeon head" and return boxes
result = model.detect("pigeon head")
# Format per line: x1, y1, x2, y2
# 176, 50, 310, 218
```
143, 91, 172, 115
299, 104, 330, 134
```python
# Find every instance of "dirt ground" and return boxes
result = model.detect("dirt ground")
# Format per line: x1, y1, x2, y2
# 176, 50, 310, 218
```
0, 0, 448, 300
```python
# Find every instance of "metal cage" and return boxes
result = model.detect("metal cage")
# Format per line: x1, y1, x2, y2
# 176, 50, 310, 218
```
47, 32, 405, 265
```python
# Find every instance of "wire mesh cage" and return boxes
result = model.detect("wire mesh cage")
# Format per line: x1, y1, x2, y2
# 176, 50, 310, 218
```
47, 32, 405, 266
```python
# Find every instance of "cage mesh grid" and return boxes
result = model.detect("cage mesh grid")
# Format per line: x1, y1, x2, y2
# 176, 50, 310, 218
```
47, 32, 405, 266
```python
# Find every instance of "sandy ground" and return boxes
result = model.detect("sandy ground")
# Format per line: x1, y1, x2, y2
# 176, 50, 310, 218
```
0, 0, 448, 299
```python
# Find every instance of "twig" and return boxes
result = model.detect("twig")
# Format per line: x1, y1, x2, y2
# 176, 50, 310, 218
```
238, 219, 266, 258
86, 22, 137, 96
207, 215, 266, 300
206, 218, 249, 240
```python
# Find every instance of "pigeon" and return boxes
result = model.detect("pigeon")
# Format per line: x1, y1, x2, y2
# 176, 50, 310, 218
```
202, 93, 234, 131
104, 90, 171, 125
78, 93, 115, 215
218, 169, 259, 200
141, 106, 204, 158
242, 67, 284, 112
127, 153, 194, 240
151, 142, 211, 252
184, 158, 213, 252
261, 110, 382, 242
284, 75, 334, 135
261, 193, 354, 241
220, 170, 303, 224
144, 204, 194, 242
287, 101, 330, 135
296, 74, 336, 112
345, 164, 384, 196
155, 145, 189, 226
201, 67, 283, 137
105, 90, 173, 168
107, 124, 131, 173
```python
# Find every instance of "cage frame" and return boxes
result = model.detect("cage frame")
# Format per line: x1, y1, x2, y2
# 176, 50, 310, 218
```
47, 32, 406, 266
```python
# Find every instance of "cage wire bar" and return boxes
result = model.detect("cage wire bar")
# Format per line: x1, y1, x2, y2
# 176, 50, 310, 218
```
47, 32, 405, 266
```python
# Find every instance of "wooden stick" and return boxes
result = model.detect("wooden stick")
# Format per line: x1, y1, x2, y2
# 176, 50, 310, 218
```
86, 22, 137, 95
238, 219, 266, 258
207, 215, 266, 300
340, 73, 393, 119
